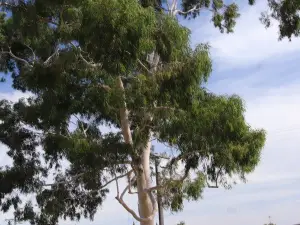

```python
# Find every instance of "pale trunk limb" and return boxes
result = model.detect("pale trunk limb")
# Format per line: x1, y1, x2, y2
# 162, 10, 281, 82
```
136, 140, 156, 225
117, 76, 133, 145
117, 75, 155, 224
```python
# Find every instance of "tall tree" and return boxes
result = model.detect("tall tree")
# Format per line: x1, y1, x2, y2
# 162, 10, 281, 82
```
2, 0, 295, 224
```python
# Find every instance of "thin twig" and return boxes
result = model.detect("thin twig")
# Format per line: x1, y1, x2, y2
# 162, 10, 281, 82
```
23, 43, 36, 62
44, 170, 133, 189
128, 176, 137, 194
43, 172, 85, 187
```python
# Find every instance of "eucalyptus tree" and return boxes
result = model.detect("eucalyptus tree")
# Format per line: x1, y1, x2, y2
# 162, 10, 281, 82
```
0, 0, 287, 225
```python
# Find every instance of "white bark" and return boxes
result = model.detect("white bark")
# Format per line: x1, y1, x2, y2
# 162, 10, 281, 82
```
117, 76, 133, 145
117, 75, 156, 225
136, 140, 156, 225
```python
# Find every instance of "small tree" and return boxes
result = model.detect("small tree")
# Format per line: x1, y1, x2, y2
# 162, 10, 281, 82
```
264, 216, 276, 225
0, 0, 295, 225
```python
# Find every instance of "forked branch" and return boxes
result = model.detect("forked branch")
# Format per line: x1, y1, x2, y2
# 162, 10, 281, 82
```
115, 183, 157, 223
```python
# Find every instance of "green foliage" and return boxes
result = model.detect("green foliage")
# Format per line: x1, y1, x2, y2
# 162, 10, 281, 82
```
260, 0, 300, 40
2, 0, 296, 224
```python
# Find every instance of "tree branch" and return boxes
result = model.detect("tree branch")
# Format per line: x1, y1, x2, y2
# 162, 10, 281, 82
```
206, 176, 218, 188
206, 166, 223, 188
44, 170, 133, 190
23, 43, 36, 62
1, 47, 33, 67
43, 46, 60, 66
173, 3, 213, 16
97, 83, 111, 91
116, 196, 155, 223
101, 170, 134, 190
137, 58, 152, 74
128, 176, 137, 194
115, 174, 120, 198
174, 5, 199, 15
124, 50, 152, 74
70, 43, 102, 68
117, 76, 133, 145
115, 183, 157, 223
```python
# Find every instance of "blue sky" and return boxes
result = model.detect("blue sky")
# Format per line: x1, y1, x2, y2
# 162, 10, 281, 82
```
1, 1, 300, 225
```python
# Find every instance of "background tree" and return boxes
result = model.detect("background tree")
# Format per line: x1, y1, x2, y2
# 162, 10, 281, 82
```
264, 216, 276, 225
2, 0, 296, 224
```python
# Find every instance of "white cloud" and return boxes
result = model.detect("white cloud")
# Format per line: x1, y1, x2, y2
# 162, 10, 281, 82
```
187, 1, 300, 70
0, 90, 32, 102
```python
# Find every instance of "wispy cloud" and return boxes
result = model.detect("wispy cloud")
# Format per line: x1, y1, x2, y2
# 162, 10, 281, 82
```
0, 90, 32, 102
185, 1, 300, 71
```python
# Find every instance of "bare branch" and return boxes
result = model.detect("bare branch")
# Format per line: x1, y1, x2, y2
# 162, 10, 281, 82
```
101, 170, 134, 190
1, 47, 33, 67
173, 3, 213, 16
116, 184, 157, 223
174, 5, 198, 15
115, 166, 157, 222
73, 115, 90, 137
124, 50, 152, 74
206, 176, 218, 188
115, 175, 120, 198
116, 197, 155, 222
171, 0, 177, 12
97, 83, 111, 91
78, 53, 102, 68
128, 176, 137, 194
23, 43, 36, 62
206, 166, 223, 188
120, 184, 129, 200
117, 76, 133, 145
70, 43, 102, 68
43, 47, 60, 66
137, 58, 152, 74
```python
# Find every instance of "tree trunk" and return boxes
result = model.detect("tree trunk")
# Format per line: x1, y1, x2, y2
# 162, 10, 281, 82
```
136, 140, 155, 225
117, 76, 156, 225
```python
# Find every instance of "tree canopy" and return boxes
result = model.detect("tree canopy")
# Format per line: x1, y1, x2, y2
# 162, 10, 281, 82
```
0, 0, 296, 225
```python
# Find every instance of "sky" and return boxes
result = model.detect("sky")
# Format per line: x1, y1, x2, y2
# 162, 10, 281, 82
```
1, 1, 300, 225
